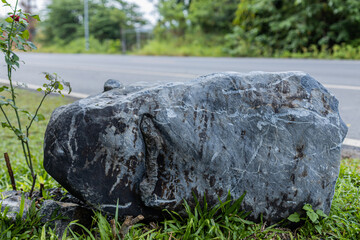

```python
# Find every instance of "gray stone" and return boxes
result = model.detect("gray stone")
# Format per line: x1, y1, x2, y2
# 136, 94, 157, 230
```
39, 200, 94, 237
44, 72, 347, 224
104, 79, 124, 92
0, 191, 32, 221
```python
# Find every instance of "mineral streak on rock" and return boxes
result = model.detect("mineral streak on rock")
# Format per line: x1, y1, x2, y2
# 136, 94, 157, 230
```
43, 72, 347, 224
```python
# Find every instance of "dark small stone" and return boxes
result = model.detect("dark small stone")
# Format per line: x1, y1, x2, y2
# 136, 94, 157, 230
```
104, 79, 123, 92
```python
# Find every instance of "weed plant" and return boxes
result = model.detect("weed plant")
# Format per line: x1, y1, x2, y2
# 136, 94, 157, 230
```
0, 89, 73, 191
1, 0, 71, 196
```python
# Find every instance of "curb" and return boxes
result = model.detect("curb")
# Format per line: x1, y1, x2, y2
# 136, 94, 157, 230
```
341, 145, 360, 159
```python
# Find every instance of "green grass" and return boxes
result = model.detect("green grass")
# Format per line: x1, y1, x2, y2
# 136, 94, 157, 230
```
1, 89, 360, 239
34, 34, 360, 60
36, 37, 122, 54
138, 38, 360, 60
134, 33, 360, 59
135, 39, 225, 57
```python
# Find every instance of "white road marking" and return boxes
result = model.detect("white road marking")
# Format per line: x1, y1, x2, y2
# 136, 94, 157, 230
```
324, 84, 360, 91
0, 78, 90, 98
1, 78, 360, 148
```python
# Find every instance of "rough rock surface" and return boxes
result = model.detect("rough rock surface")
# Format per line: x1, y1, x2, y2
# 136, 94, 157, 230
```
44, 72, 347, 224
0, 191, 31, 221
39, 200, 94, 236
0, 190, 93, 237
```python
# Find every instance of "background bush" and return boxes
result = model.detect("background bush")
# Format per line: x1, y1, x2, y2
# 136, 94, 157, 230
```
34, 0, 360, 59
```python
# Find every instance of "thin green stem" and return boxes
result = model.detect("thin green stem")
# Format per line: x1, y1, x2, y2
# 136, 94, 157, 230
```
25, 91, 51, 179
1, 105, 32, 170
7, 1, 23, 136
0, 105, 16, 132
26, 92, 49, 136
6, 0, 19, 82
6, 0, 19, 106
25, 142, 34, 178
21, 141, 31, 170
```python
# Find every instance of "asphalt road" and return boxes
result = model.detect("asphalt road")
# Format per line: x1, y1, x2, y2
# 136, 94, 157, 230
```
0, 53, 359, 143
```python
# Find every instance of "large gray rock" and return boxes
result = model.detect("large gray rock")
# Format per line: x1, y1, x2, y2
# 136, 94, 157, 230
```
44, 72, 347, 224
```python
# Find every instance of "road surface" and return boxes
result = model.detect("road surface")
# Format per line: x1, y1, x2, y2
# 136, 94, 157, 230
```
0, 53, 359, 145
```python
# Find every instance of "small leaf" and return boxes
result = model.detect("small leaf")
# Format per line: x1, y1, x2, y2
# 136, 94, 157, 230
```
36, 88, 42, 92
287, 212, 301, 222
14, 128, 23, 138
303, 204, 313, 212
31, 14, 41, 21
0, 86, 8, 92
20, 109, 33, 120
27, 41, 37, 50
316, 209, 327, 218
37, 113, 45, 121
306, 211, 318, 223
1, 122, 10, 128
17, 37, 26, 44
12, 53, 19, 61
0, 99, 9, 105
315, 224, 322, 234
17, 43, 25, 51
1, 0, 8, 3
21, 29, 30, 40
17, 193, 26, 221
5, 17, 13, 23
20, 109, 30, 114
63, 81, 72, 94
58, 83, 64, 90
43, 72, 54, 80
5, 55, 12, 66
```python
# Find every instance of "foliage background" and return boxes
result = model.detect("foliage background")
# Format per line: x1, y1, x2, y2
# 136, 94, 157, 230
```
33, 0, 360, 58
37, 0, 146, 52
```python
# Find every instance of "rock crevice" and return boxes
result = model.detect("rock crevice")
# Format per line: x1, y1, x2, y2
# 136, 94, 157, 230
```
139, 114, 167, 208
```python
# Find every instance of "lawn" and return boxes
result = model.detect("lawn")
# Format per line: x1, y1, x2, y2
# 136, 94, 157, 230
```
0, 89, 359, 239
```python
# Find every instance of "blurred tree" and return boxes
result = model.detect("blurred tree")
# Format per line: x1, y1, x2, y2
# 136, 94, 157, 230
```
155, 0, 238, 36
41, 0, 84, 44
91, 4, 125, 42
188, 0, 238, 33
40, 0, 146, 45
156, 0, 188, 36
232, 0, 360, 52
